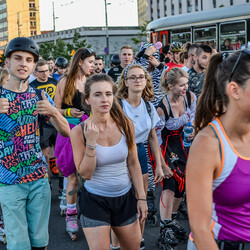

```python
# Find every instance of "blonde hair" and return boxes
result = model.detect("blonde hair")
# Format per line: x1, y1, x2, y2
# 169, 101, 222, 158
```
117, 64, 154, 101
160, 67, 188, 92
0, 68, 9, 85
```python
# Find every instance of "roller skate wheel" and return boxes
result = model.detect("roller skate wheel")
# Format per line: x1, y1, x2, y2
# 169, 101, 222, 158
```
152, 215, 158, 227
68, 232, 77, 241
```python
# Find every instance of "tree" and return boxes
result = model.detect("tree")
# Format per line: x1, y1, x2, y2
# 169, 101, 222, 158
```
39, 32, 91, 60
132, 21, 150, 46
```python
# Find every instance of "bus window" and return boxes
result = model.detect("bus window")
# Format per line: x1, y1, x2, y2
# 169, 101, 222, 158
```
194, 26, 217, 48
170, 28, 191, 44
220, 21, 246, 51
161, 34, 167, 46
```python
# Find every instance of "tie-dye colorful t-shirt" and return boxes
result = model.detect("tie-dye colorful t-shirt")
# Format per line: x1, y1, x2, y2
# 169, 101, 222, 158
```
0, 86, 54, 186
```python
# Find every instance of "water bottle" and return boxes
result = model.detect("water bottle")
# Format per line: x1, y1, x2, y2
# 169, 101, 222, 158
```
183, 122, 194, 147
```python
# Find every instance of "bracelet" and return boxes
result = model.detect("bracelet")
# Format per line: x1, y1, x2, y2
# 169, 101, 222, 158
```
65, 108, 72, 117
86, 143, 96, 150
85, 151, 96, 157
137, 198, 147, 201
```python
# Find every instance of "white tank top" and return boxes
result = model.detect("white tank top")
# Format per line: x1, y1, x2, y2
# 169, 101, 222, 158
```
84, 134, 132, 197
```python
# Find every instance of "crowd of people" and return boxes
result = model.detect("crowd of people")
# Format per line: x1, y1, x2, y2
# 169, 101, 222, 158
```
0, 36, 249, 250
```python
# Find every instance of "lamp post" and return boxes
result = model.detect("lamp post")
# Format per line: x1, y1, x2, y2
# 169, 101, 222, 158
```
104, 0, 111, 67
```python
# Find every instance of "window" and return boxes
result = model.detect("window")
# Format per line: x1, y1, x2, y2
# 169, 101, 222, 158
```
164, 2, 167, 15
34, 31, 36, 35
179, 0, 182, 14
195, 0, 198, 11
171, 28, 191, 43
220, 21, 246, 51
31, 31, 33, 35
194, 26, 217, 47
213, 0, 216, 8
30, 21, 33, 26
171, 0, 174, 15
187, 0, 192, 13
201, 0, 203, 10
230, 0, 233, 5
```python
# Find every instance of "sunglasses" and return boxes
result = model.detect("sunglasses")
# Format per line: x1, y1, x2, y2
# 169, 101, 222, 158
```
82, 48, 94, 57
229, 49, 250, 82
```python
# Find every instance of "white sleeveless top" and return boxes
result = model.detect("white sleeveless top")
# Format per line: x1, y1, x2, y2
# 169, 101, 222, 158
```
84, 134, 132, 197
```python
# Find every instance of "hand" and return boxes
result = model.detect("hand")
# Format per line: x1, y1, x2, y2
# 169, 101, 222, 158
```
137, 199, 148, 223
144, 46, 157, 56
149, 55, 160, 67
70, 108, 84, 118
36, 91, 56, 116
154, 166, 164, 183
84, 119, 99, 145
0, 98, 9, 114
162, 163, 173, 179
187, 130, 195, 140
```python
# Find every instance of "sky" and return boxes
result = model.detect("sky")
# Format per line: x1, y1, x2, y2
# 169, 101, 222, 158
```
39, 0, 138, 31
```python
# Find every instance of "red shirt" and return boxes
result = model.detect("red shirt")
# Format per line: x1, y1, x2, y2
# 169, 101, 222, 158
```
166, 62, 183, 72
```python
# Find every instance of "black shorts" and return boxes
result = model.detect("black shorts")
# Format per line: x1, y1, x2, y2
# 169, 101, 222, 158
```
79, 187, 138, 227
40, 126, 58, 149
163, 177, 184, 198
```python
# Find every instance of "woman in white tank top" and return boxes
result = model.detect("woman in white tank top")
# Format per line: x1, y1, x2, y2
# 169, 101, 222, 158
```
70, 74, 148, 250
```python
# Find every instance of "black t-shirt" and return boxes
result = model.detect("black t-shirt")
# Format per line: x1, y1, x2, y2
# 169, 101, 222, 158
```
107, 65, 124, 83
30, 77, 58, 100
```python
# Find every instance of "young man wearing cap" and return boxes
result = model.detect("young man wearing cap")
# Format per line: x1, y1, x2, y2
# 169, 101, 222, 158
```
0, 37, 70, 250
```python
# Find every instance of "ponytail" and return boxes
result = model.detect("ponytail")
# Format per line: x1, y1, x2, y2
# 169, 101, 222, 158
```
195, 50, 250, 134
195, 54, 227, 133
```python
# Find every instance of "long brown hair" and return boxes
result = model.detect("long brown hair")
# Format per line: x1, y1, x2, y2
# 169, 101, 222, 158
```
195, 50, 250, 134
63, 48, 96, 105
116, 64, 154, 101
84, 74, 135, 151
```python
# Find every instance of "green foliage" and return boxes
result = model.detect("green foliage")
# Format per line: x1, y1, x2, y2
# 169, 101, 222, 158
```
132, 21, 150, 45
39, 32, 91, 60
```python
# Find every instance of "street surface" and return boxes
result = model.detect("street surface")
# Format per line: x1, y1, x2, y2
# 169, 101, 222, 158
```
3, 178, 190, 250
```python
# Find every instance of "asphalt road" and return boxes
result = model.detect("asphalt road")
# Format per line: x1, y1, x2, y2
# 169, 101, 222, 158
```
2, 178, 190, 250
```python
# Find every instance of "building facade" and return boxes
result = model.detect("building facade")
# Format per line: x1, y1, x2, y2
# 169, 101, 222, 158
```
138, 0, 250, 24
0, 0, 41, 51
30, 26, 141, 58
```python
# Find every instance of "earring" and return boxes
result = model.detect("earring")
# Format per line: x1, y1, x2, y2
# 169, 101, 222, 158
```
235, 97, 239, 100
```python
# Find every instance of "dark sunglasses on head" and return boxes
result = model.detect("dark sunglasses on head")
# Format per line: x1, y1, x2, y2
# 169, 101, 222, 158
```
82, 48, 94, 57
229, 48, 250, 82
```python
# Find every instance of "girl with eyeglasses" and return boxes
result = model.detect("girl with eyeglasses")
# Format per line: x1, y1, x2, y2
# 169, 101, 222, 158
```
70, 73, 147, 250
54, 48, 95, 236
112, 64, 164, 249
186, 49, 250, 250
155, 67, 196, 248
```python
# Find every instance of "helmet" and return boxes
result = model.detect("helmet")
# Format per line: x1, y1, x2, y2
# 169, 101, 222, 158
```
111, 54, 120, 66
170, 42, 183, 52
55, 57, 68, 68
5, 37, 39, 62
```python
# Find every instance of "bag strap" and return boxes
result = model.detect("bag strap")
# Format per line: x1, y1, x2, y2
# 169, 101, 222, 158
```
144, 99, 151, 117
186, 90, 191, 108
158, 98, 169, 122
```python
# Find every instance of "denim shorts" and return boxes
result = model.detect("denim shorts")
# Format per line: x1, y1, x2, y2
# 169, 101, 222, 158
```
0, 178, 51, 250
137, 143, 148, 174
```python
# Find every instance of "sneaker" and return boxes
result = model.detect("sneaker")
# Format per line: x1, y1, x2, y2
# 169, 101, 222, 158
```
66, 209, 79, 233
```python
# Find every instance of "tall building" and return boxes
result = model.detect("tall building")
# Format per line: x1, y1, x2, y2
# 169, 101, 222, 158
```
138, 0, 250, 24
0, 0, 41, 51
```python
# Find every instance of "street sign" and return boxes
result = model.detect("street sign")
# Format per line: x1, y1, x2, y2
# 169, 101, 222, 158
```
71, 49, 75, 56
104, 47, 109, 54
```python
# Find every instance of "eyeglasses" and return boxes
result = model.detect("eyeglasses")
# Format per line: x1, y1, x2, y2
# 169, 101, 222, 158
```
37, 69, 49, 73
127, 76, 146, 82
229, 49, 250, 82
